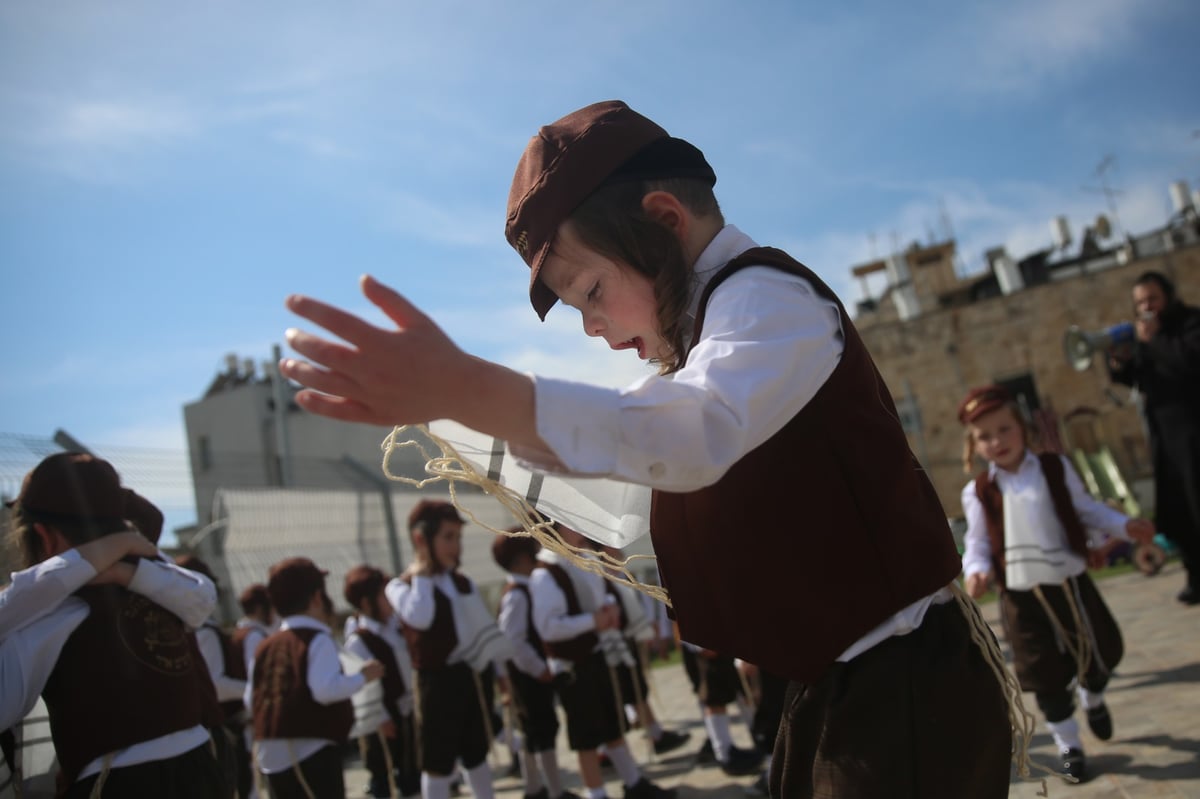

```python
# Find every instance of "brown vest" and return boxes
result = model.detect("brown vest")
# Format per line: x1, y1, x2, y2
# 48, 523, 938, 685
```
352, 626, 406, 725
203, 621, 248, 721
973, 452, 1090, 590
651, 247, 961, 684
534, 562, 599, 665
251, 627, 354, 743
399, 573, 472, 670
41, 585, 221, 785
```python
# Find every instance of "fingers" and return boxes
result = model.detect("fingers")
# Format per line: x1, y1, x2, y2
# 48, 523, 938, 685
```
285, 292, 384, 348
360, 275, 429, 330
293, 389, 382, 425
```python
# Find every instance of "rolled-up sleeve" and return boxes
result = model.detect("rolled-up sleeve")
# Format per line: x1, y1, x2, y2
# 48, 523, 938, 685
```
128, 557, 217, 629
960, 481, 994, 579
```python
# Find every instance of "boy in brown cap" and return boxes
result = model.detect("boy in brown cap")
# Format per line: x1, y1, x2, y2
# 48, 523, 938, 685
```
384, 500, 511, 799
959, 384, 1156, 780
248, 556, 385, 798
282, 100, 1014, 797
3, 452, 228, 797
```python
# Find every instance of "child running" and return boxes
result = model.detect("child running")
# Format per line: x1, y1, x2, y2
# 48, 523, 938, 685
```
959, 384, 1155, 780
281, 99, 1014, 797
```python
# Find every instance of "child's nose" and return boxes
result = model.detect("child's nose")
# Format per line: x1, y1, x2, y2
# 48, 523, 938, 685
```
582, 309, 605, 337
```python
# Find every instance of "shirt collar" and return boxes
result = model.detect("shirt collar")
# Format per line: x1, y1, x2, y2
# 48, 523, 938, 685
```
987, 448, 1036, 481
508, 573, 532, 586
280, 614, 331, 634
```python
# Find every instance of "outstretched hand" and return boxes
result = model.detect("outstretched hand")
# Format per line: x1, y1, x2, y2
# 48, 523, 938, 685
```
282, 276, 468, 426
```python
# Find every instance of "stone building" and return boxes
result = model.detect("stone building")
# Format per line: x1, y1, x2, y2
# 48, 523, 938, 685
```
850, 183, 1199, 521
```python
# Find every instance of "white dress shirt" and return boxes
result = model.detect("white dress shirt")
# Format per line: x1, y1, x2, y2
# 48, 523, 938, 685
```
344, 615, 414, 716
529, 551, 606, 675
497, 574, 550, 678
197, 620, 249, 703
246, 615, 365, 774
520, 224, 952, 665
961, 449, 1133, 583
234, 618, 271, 679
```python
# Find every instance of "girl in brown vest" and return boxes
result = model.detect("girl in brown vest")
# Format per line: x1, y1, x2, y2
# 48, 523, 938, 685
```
282, 100, 1017, 798
959, 385, 1156, 780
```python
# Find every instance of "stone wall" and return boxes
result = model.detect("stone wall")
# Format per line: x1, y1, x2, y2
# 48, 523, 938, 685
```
855, 240, 1199, 518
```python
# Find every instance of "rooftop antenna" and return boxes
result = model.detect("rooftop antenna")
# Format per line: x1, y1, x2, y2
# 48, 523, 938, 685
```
1081, 155, 1125, 239
938, 198, 955, 242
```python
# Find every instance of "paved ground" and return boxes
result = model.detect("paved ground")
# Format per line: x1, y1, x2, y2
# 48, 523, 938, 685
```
347, 563, 1200, 798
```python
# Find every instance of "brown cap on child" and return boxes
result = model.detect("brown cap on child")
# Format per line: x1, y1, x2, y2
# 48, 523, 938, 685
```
343, 564, 388, 609
957, 385, 1013, 425
505, 100, 716, 320
407, 499, 465, 532
491, 529, 541, 571
9, 453, 162, 541
267, 557, 328, 612
239, 583, 271, 614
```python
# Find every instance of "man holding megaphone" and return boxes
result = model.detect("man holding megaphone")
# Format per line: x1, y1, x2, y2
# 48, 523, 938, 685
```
1107, 271, 1200, 605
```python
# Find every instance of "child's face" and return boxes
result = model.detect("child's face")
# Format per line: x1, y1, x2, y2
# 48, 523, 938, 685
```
969, 406, 1026, 472
540, 222, 667, 362
428, 520, 463, 571
373, 586, 394, 622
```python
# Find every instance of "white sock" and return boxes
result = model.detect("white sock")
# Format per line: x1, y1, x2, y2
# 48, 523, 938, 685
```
422, 773, 452, 799
1077, 685, 1105, 710
519, 750, 544, 794
1046, 717, 1083, 752
625, 704, 639, 725
735, 696, 755, 728
537, 750, 563, 797
464, 762, 495, 799
605, 742, 641, 787
586, 788, 607, 799
704, 712, 733, 762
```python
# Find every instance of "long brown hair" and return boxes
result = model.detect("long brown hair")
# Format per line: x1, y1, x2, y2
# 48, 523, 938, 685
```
567, 177, 723, 375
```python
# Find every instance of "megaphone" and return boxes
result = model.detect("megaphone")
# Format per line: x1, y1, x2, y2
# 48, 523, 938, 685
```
1063, 322, 1134, 371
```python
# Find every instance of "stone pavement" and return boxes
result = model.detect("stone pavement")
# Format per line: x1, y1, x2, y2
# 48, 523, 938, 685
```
347, 563, 1200, 798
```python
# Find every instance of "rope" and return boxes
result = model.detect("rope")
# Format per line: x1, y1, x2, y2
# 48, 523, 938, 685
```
87, 753, 115, 799
948, 582, 1059, 794
378, 727, 400, 799
381, 426, 669, 605
471, 669, 498, 769
285, 740, 317, 799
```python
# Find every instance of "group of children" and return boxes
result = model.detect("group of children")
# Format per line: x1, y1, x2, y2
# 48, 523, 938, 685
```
1, 97, 1169, 798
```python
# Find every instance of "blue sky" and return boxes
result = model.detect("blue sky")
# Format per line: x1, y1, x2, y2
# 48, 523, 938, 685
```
2, 1, 1197, 537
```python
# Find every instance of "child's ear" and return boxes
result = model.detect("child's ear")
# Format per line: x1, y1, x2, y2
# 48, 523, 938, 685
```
641, 191, 688, 238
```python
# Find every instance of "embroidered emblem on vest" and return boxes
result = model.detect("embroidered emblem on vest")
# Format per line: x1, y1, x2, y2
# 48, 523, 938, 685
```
119, 594, 194, 675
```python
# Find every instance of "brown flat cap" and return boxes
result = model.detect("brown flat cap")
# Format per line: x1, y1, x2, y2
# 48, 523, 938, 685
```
343, 564, 388, 609
958, 385, 1013, 425
505, 100, 715, 320
267, 557, 328, 613
9, 453, 163, 537
238, 583, 271, 614
407, 499, 465, 532
491, 530, 541, 572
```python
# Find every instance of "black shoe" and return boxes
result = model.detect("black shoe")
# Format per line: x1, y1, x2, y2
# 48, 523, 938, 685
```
524, 789, 549, 799
624, 777, 676, 799
694, 738, 715, 765
652, 729, 690, 755
1086, 704, 1113, 741
555, 792, 583, 799
1178, 585, 1200, 605
1061, 748, 1086, 781
742, 772, 769, 797
718, 746, 765, 777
